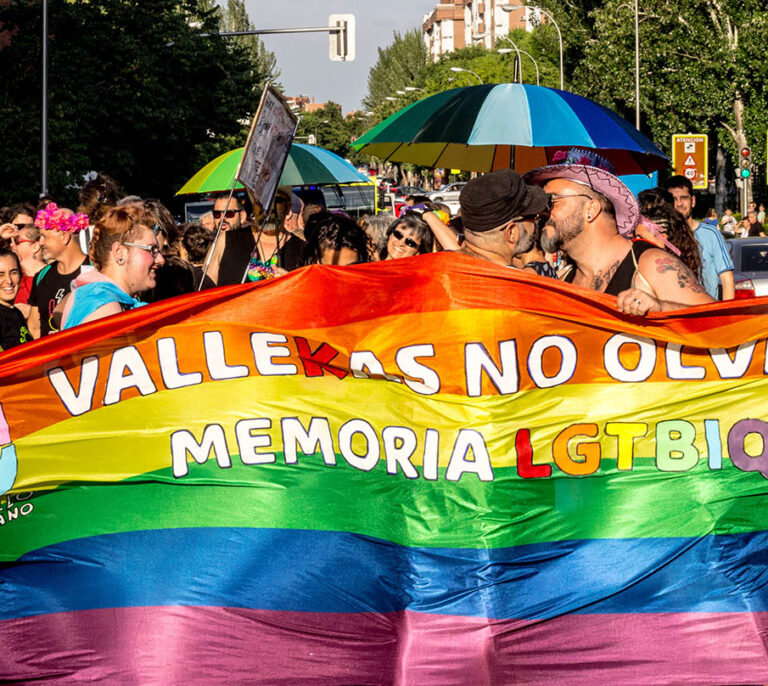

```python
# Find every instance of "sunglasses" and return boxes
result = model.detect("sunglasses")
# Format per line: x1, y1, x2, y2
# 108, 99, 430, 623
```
124, 242, 162, 258
392, 228, 420, 250
212, 209, 238, 219
547, 192, 594, 206
13, 222, 35, 230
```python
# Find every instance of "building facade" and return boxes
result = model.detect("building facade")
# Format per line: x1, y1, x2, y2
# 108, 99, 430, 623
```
422, 1, 541, 61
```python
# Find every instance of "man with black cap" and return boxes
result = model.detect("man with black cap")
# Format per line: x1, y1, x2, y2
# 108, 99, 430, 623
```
457, 169, 551, 266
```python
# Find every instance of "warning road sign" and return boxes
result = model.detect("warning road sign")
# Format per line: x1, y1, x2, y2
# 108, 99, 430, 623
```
672, 134, 708, 189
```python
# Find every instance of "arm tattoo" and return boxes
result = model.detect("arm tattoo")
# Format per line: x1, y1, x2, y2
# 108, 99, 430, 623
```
589, 259, 621, 291
654, 256, 706, 293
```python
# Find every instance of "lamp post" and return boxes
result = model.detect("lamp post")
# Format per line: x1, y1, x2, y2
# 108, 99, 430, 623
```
449, 66, 483, 84
41, 0, 48, 196
634, 0, 640, 129
495, 36, 523, 83
404, 87, 425, 93
499, 4, 563, 90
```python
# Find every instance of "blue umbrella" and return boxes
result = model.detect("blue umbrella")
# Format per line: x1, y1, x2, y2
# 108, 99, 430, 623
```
353, 84, 668, 175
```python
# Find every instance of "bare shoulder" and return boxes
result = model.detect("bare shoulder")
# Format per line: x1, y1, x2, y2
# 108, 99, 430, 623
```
637, 247, 712, 302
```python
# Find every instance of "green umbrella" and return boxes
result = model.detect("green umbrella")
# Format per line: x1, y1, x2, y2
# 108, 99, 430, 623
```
177, 143, 371, 195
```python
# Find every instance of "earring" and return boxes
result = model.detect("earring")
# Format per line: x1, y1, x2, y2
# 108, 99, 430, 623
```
116, 257, 125, 265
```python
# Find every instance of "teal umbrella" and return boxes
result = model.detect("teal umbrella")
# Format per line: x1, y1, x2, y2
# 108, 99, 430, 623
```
177, 143, 371, 195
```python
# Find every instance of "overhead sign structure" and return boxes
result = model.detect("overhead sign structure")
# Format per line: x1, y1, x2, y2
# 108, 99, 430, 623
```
672, 134, 708, 189
329, 14, 355, 61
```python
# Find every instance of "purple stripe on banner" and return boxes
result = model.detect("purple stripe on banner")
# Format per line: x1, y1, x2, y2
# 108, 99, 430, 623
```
2, 607, 768, 684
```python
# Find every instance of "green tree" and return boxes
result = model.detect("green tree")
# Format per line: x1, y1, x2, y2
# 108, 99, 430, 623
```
222, 0, 280, 91
363, 29, 429, 112
0, 0, 270, 204
295, 103, 349, 158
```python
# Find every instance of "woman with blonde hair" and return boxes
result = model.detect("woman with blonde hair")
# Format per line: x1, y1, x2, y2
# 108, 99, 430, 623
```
60, 205, 164, 329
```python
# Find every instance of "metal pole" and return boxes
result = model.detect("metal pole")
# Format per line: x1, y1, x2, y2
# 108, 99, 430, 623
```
200, 26, 341, 38
536, 8, 563, 90
520, 49, 540, 85
634, 0, 640, 129
41, 0, 48, 196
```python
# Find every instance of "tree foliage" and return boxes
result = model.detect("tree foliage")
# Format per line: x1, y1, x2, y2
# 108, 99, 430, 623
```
0, 0, 272, 205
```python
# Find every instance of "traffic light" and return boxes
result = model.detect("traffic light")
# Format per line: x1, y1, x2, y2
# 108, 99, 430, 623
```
739, 146, 752, 179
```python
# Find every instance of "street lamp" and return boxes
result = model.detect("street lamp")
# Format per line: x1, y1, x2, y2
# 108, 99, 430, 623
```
500, 47, 540, 85
499, 4, 563, 89
634, 0, 640, 129
495, 36, 523, 83
449, 66, 483, 84
404, 87, 425, 93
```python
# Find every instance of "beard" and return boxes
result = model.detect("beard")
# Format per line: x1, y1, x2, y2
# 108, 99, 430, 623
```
541, 213, 584, 253
514, 226, 535, 256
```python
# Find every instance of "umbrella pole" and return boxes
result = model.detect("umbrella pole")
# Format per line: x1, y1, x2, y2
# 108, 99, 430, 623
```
198, 183, 238, 291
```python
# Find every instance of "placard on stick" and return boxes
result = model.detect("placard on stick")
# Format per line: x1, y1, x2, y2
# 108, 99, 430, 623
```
236, 83, 299, 216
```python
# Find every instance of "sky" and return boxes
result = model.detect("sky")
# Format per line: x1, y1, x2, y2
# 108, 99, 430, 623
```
240, 1, 438, 113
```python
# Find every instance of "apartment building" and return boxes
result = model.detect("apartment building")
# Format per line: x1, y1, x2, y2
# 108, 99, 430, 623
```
422, 1, 541, 61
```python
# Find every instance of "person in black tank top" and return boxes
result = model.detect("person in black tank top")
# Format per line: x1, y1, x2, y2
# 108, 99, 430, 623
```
524, 157, 714, 315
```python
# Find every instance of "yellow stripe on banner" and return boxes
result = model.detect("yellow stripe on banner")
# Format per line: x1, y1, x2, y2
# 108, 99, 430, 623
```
12, 372, 768, 492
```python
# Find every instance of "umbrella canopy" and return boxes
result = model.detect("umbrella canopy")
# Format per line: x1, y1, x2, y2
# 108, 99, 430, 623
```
353, 84, 668, 175
177, 143, 371, 195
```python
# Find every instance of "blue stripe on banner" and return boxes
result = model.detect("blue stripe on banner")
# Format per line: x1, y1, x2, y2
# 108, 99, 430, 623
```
2, 528, 767, 621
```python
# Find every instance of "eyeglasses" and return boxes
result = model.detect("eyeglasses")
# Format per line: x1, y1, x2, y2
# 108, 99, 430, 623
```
12, 222, 35, 230
547, 192, 594, 206
12, 236, 36, 245
392, 228, 420, 250
124, 242, 162, 258
212, 209, 239, 219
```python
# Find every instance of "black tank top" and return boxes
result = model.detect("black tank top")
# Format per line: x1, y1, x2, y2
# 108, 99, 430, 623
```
564, 240, 656, 295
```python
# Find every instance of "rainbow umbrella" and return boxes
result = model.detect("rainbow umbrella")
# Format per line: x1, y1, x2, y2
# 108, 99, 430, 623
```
352, 84, 668, 175
177, 143, 371, 195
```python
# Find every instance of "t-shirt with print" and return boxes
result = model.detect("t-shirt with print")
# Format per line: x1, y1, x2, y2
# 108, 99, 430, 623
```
28, 258, 92, 336
0, 305, 31, 351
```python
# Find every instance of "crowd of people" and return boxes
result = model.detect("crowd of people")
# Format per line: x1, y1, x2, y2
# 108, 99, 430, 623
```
0, 148, 743, 353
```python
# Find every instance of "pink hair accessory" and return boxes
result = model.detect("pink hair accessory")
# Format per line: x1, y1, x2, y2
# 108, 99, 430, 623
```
34, 202, 89, 233
639, 215, 681, 257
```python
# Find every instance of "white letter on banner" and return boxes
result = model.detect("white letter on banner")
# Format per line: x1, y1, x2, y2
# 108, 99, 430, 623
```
157, 338, 203, 389
203, 331, 249, 380
603, 334, 656, 382
464, 340, 519, 397
382, 426, 419, 478
422, 428, 440, 481
338, 419, 380, 471
171, 424, 230, 478
445, 429, 493, 481
250, 333, 297, 376
349, 351, 401, 382
47, 356, 99, 416
527, 336, 577, 388
395, 345, 440, 395
665, 343, 705, 380
103, 346, 157, 405
281, 417, 336, 465
709, 341, 756, 379
236, 418, 275, 465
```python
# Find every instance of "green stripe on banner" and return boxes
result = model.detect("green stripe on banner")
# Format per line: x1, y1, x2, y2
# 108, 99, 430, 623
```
2, 457, 767, 562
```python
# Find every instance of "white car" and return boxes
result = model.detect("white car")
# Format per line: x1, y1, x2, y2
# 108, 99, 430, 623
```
428, 182, 466, 203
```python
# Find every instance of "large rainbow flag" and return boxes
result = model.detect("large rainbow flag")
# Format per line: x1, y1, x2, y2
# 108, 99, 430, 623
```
1, 253, 768, 684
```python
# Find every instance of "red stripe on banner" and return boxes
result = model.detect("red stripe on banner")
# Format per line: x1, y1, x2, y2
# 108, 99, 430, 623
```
3, 607, 767, 684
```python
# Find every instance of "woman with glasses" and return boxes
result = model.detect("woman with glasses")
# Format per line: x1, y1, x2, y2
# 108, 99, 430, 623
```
10, 223, 46, 315
60, 206, 164, 329
380, 214, 433, 261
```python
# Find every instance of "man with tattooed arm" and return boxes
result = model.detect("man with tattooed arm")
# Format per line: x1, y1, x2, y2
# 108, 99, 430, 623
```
525, 151, 714, 316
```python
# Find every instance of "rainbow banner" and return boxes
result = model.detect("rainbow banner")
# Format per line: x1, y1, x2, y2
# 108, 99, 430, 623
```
2, 253, 768, 683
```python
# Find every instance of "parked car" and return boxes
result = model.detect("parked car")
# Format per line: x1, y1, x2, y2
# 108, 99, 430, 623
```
394, 185, 429, 201
428, 182, 466, 202
727, 237, 768, 298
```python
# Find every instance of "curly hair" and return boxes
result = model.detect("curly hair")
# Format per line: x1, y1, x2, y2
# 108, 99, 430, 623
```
638, 188, 702, 281
302, 211, 373, 266
89, 205, 155, 270
78, 172, 123, 223
380, 213, 433, 260
181, 223, 213, 264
